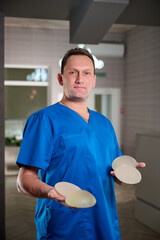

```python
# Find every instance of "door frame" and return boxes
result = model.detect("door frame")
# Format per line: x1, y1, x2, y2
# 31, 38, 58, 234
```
88, 87, 121, 146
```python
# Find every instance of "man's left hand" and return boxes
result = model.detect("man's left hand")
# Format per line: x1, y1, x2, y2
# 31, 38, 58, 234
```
110, 162, 146, 185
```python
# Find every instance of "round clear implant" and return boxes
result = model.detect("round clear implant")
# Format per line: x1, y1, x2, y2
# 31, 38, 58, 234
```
65, 190, 96, 208
112, 155, 142, 184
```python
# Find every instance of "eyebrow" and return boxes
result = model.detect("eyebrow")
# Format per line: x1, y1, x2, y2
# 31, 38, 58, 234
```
68, 68, 93, 71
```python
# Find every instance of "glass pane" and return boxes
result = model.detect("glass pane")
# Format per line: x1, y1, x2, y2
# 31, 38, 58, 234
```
5, 68, 48, 82
5, 86, 47, 142
95, 94, 112, 121
95, 94, 102, 113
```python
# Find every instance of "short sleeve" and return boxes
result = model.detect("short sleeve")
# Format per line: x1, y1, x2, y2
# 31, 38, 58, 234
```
16, 113, 54, 170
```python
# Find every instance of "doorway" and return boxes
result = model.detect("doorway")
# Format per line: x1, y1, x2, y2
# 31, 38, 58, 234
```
88, 88, 121, 146
4, 65, 49, 175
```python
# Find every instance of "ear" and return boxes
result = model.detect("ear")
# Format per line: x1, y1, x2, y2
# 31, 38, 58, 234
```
57, 73, 63, 86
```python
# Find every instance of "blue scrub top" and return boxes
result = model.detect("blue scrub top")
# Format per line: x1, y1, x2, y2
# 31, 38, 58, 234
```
17, 102, 122, 240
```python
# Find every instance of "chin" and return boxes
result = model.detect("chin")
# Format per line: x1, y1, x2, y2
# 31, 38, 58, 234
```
67, 91, 89, 101
70, 95, 87, 102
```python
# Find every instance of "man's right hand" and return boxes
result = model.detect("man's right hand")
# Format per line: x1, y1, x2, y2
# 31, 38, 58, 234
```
48, 188, 68, 207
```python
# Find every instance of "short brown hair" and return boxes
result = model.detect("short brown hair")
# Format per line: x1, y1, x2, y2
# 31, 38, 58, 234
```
61, 48, 95, 74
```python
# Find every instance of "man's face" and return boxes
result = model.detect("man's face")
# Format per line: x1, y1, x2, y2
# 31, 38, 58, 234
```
58, 55, 96, 102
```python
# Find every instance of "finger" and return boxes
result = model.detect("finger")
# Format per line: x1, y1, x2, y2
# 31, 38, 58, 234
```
136, 162, 146, 168
48, 188, 65, 201
110, 171, 122, 185
110, 171, 115, 176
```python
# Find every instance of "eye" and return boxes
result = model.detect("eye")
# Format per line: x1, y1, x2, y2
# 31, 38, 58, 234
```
69, 71, 76, 75
85, 71, 91, 75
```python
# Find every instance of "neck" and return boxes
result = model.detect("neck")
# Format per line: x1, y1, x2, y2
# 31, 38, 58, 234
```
60, 97, 89, 122
60, 97, 88, 112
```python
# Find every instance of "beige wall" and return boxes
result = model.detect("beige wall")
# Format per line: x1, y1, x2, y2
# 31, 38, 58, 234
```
4, 24, 160, 155
5, 26, 74, 104
5, 25, 125, 144
123, 26, 160, 156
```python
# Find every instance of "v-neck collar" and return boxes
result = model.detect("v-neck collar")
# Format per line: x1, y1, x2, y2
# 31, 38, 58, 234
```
58, 102, 91, 125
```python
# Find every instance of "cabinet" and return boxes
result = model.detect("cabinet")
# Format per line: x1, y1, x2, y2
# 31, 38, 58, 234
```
5, 146, 20, 175
135, 134, 160, 233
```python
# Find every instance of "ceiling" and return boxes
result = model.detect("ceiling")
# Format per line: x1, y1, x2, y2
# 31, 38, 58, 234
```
4, 17, 136, 33
2, 0, 160, 44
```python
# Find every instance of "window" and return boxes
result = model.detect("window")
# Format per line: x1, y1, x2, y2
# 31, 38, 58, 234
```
5, 67, 48, 145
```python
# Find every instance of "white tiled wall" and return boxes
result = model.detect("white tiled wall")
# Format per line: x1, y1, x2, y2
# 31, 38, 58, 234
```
5, 26, 74, 104
5, 25, 125, 145
123, 26, 160, 156
4, 24, 160, 155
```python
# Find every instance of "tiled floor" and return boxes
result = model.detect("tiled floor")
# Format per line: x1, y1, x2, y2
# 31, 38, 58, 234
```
5, 176, 160, 240
115, 184, 160, 240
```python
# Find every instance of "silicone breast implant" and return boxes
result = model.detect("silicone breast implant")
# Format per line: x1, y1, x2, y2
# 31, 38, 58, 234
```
55, 182, 96, 208
112, 155, 142, 184
65, 190, 96, 208
55, 182, 81, 197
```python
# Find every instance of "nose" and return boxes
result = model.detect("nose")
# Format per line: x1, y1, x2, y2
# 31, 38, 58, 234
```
75, 72, 84, 84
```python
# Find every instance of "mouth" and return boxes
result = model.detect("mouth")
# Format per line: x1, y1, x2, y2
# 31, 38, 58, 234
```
74, 86, 86, 89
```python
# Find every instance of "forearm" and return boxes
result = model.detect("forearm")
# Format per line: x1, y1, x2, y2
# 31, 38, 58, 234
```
17, 175, 53, 198
17, 172, 53, 198
17, 166, 66, 205
17, 166, 68, 208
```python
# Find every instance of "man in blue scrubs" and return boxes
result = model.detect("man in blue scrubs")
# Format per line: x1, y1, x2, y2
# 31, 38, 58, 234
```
16, 48, 145, 240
